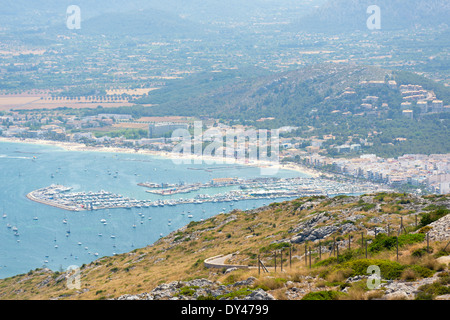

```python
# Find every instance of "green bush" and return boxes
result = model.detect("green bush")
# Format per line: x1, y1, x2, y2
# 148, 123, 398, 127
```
415, 292, 434, 300
361, 203, 376, 211
178, 286, 199, 297
335, 259, 405, 280
409, 265, 435, 278
197, 294, 217, 300
411, 247, 429, 258
416, 279, 450, 299
217, 288, 254, 300
301, 290, 344, 300
332, 258, 435, 280
315, 257, 338, 267
419, 207, 449, 227
369, 234, 397, 253
369, 234, 425, 253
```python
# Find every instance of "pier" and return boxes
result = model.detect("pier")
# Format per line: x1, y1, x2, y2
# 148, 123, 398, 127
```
26, 176, 387, 212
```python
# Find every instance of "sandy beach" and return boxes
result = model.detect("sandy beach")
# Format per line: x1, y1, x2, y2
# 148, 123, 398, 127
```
0, 136, 323, 178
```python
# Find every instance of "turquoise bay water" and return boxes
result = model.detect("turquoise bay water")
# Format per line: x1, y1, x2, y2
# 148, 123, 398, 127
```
0, 141, 305, 279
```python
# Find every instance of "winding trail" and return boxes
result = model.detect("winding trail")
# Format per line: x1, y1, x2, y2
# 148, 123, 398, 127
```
204, 253, 277, 272
204, 254, 250, 270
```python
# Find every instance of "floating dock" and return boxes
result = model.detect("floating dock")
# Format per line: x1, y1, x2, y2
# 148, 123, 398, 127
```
26, 176, 386, 212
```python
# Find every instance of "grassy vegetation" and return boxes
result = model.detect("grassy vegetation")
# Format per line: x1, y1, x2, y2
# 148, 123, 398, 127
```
301, 290, 344, 300
419, 207, 450, 228
0, 192, 447, 300
369, 234, 425, 253
415, 273, 450, 300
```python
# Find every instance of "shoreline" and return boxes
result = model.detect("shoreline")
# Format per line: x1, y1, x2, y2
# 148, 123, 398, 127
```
0, 137, 323, 178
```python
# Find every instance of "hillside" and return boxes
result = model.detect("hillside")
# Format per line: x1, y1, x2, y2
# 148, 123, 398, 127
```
0, 192, 448, 300
134, 64, 390, 120
129, 64, 450, 156
133, 64, 450, 121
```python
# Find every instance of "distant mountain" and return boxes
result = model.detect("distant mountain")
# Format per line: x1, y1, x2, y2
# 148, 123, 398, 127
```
293, 0, 450, 33
76, 9, 208, 37
0, 0, 324, 31
0, 0, 152, 31
2, 0, 448, 35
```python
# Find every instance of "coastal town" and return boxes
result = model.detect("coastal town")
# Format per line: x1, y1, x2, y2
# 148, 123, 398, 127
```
0, 104, 448, 195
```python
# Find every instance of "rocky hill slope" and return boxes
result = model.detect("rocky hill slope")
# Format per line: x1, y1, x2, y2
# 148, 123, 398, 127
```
0, 192, 448, 300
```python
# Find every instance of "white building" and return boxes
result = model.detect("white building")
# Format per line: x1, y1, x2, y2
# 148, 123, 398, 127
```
148, 122, 189, 138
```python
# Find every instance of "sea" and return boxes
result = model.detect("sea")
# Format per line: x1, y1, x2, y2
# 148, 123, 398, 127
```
0, 141, 308, 279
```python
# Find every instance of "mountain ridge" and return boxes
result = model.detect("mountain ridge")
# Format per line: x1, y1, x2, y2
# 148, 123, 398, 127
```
293, 0, 450, 33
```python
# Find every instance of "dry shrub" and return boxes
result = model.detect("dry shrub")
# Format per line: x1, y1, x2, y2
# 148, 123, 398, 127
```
254, 276, 287, 291
315, 279, 328, 288
419, 256, 441, 271
272, 288, 288, 300
338, 284, 366, 300
326, 268, 353, 284
400, 268, 417, 281
365, 290, 385, 300
218, 268, 249, 285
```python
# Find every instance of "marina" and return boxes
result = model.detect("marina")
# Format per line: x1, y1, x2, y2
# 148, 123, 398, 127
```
27, 177, 385, 212
0, 140, 385, 279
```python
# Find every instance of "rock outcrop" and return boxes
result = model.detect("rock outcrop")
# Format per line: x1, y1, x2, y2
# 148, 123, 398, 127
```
116, 277, 275, 300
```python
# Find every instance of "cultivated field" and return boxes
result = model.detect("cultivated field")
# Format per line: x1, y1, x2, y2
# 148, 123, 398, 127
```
0, 94, 137, 111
